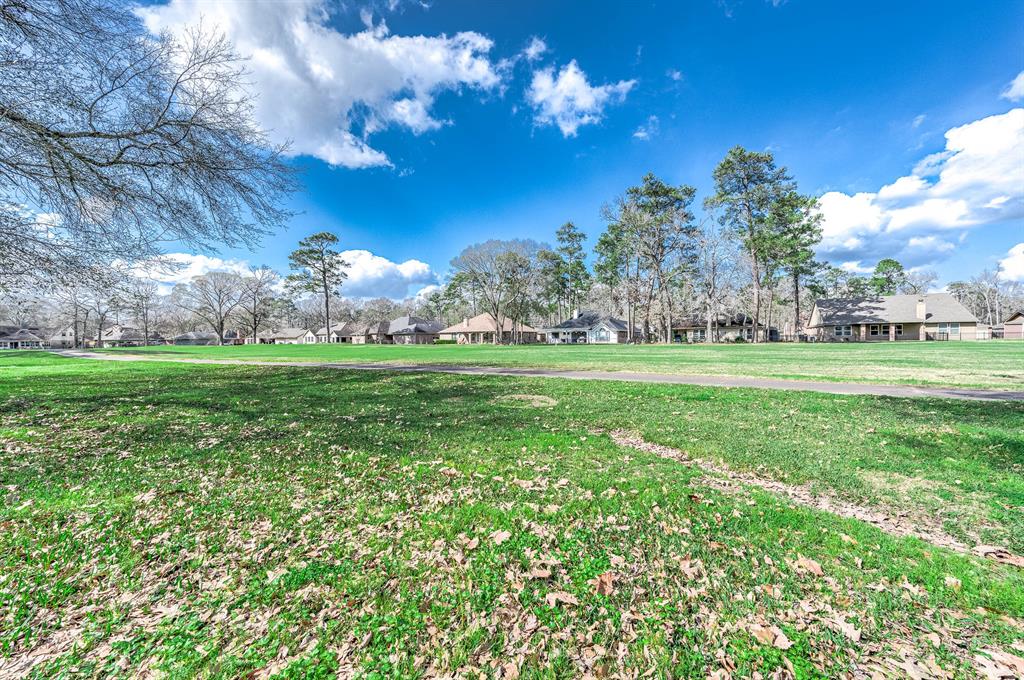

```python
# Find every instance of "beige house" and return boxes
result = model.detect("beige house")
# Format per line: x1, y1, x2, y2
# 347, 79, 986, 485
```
438, 313, 539, 344
316, 321, 357, 343
345, 321, 392, 344
807, 293, 979, 341
264, 328, 316, 344
1003, 311, 1023, 340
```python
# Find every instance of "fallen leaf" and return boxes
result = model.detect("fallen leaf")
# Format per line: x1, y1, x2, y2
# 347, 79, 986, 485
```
589, 571, 616, 596
545, 591, 579, 607
491, 530, 512, 545
795, 554, 824, 577
973, 545, 1024, 568
830, 617, 862, 642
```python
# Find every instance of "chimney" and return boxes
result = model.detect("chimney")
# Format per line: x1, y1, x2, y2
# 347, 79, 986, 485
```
916, 297, 926, 321
463, 317, 469, 326
573, 308, 582, 319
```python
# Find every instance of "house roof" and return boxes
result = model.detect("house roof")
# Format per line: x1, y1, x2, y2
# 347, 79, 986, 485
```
439, 313, 537, 334
1004, 310, 1024, 324
344, 321, 391, 336
172, 331, 218, 341
809, 293, 978, 326
540, 311, 632, 332
270, 327, 313, 339
1, 328, 45, 342
316, 322, 352, 336
388, 315, 444, 335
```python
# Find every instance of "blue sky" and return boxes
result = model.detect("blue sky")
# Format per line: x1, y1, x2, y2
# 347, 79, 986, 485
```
138, 0, 1024, 297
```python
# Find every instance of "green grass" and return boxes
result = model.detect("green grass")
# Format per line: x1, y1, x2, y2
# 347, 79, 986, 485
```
1, 351, 1022, 678
100, 340, 1024, 390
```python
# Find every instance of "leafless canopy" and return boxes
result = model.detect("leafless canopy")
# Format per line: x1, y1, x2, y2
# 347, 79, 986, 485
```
0, 0, 297, 286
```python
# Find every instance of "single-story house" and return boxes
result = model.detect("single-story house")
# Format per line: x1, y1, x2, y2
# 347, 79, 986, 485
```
264, 328, 317, 344
0, 328, 46, 349
343, 321, 392, 344
807, 293, 979, 341
100, 325, 164, 347
438, 313, 539, 344
172, 331, 220, 345
539, 311, 635, 344
1003, 311, 1023, 340
315, 321, 357, 343
388, 316, 445, 345
672, 314, 777, 343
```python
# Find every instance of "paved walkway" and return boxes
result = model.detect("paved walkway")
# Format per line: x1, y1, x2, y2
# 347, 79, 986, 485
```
57, 350, 1023, 402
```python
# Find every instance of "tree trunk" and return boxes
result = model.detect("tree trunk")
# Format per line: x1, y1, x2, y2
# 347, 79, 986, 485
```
792, 271, 801, 342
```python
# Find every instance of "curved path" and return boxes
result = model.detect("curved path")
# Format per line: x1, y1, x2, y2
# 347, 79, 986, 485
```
57, 350, 1023, 402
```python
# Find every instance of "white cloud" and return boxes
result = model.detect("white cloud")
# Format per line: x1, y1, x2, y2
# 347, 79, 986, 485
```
1001, 71, 1024, 102
526, 60, 635, 137
339, 249, 437, 298
666, 69, 683, 82
816, 108, 1024, 268
130, 253, 252, 292
912, 114, 926, 128
522, 36, 547, 61
413, 283, 442, 301
136, 0, 501, 168
632, 115, 659, 140
998, 243, 1024, 282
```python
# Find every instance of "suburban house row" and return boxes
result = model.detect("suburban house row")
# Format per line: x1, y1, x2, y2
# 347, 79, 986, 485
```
2, 294, 1020, 350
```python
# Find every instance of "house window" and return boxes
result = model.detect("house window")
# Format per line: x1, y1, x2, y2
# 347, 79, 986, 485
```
937, 322, 960, 334
594, 327, 610, 342
869, 324, 880, 336
894, 324, 903, 335
834, 325, 852, 337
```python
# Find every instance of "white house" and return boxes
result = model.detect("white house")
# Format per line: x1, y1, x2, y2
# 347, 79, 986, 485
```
539, 311, 634, 344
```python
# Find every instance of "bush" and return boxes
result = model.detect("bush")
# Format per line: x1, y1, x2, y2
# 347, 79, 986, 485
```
434, 339, 456, 345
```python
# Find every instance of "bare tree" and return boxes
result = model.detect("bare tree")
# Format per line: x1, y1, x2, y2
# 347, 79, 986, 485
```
450, 239, 545, 344
172, 272, 244, 344
693, 224, 737, 342
238, 266, 279, 342
0, 0, 297, 286
900, 270, 938, 295
121, 280, 161, 346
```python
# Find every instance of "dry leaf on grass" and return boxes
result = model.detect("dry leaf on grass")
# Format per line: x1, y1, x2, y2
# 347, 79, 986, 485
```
974, 649, 1024, 679
794, 554, 824, 577
749, 624, 793, 650
973, 545, 1024, 568
544, 591, 579, 607
491, 530, 512, 545
588, 571, 616, 596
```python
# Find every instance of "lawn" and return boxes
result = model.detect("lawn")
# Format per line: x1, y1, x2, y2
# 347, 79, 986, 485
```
1, 351, 1023, 677
99, 341, 1024, 390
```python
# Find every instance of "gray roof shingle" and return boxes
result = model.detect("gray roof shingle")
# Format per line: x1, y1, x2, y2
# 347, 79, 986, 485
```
810, 293, 978, 326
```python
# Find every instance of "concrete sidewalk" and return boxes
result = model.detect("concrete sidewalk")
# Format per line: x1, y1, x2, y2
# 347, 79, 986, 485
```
56, 350, 1024, 402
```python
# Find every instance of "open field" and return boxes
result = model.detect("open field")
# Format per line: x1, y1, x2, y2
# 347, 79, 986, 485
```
100, 341, 1024, 390
1, 351, 1023, 677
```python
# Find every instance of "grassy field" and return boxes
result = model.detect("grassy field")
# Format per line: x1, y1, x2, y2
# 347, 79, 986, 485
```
100, 341, 1024, 390
1, 351, 1023, 677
